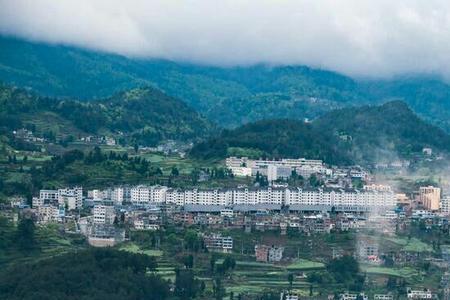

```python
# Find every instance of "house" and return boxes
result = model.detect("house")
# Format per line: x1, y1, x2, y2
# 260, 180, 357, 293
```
374, 294, 394, 300
203, 234, 233, 253
255, 245, 284, 262
406, 288, 433, 299
339, 293, 368, 300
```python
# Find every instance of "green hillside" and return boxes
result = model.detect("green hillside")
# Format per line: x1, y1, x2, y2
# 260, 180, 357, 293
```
191, 101, 450, 165
0, 83, 215, 146
4, 36, 450, 130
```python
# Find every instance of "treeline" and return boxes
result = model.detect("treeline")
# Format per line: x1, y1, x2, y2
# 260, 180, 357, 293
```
0, 147, 162, 200
191, 101, 450, 165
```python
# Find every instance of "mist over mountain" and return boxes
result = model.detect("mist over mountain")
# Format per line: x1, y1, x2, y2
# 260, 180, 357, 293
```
2, 36, 450, 132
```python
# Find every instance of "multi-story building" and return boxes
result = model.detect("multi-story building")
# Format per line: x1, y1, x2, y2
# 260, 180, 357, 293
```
58, 187, 83, 210
36, 205, 65, 224
39, 190, 58, 202
88, 189, 104, 201
419, 186, 441, 211
407, 288, 433, 299
255, 245, 284, 262
226, 157, 327, 179
339, 293, 368, 300
203, 234, 233, 253
130, 185, 168, 205
374, 294, 394, 300
38, 187, 82, 210
442, 195, 450, 215
93, 204, 116, 225
285, 187, 396, 209
111, 187, 124, 205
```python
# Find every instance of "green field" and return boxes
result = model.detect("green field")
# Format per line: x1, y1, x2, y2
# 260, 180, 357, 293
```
286, 259, 325, 270
118, 243, 163, 257
361, 265, 419, 278
384, 236, 433, 253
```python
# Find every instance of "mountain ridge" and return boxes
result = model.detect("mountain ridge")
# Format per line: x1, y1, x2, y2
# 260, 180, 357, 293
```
0, 82, 215, 147
2, 35, 450, 131
190, 101, 450, 165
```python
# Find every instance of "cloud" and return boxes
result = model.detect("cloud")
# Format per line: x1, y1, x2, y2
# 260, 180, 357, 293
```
1, 0, 450, 78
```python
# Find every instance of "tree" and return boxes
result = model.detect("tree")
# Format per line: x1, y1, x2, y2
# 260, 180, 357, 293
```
288, 273, 294, 289
221, 256, 236, 273
326, 255, 360, 284
183, 254, 194, 269
15, 217, 36, 251
184, 230, 199, 251
174, 269, 199, 300
213, 277, 225, 300
171, 167, 180, 177
210, 254, 217, 273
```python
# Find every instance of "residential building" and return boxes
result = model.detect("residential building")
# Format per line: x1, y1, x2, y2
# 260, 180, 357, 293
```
255, 245, 284, 262
93, 204, 116, 225
374, 295, 394, 300
203, 234, 233, 253
339, 293, 368, 300
407, 288, 433, 299
419, 186, 441, 211
58, 187, 83, 210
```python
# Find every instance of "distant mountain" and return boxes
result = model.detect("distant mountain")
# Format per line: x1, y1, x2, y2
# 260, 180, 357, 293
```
0, 83, 215, 146
190, 101, 450, 165
3, 35, 450, 131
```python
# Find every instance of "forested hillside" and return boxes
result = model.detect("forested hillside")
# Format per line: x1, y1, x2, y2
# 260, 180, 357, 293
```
0, 83, 215, 146
191, 101, 450, 165
0, 248, 169, 300
3, 36, 450, 130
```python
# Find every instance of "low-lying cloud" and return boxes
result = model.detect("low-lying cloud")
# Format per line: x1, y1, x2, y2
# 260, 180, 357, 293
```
1, 0, 450, 78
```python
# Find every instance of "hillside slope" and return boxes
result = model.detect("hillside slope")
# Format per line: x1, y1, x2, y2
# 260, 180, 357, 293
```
191, 101, 450, 165
0, 83, 215, 146
4, 36, 450, 130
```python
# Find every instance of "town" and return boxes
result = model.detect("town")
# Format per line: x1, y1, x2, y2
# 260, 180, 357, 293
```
2, 156, 450, 299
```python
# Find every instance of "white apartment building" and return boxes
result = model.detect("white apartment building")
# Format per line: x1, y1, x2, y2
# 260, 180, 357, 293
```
407, 288, 433, 299
374, 294, 394, 300
226, 156, 327, 179
111, 187, 124, 205
285, 188, 396, 208
130, 185, 168, 205
441, 195, 450, 215
58, 187, 83, 210
93, 205, 116, 225
38, 187, 82, 210
88, 189, 104, 200
229, 166, 252, 177
140, 184, 396, 210
133, 219, 160, 230
32, 197, 45, 208
165, 189, 186, 206
39, 189, 58, 201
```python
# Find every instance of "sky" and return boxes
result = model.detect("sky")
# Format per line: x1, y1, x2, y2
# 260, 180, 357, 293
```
1, 0, 450, 78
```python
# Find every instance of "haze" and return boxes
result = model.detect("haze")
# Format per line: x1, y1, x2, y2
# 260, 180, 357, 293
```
1, 0, 450, 78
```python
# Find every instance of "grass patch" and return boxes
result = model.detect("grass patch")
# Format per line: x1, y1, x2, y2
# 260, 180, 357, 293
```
286, 259, 325, 270
119, 243, 163, 257
361, 265, 418, 278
